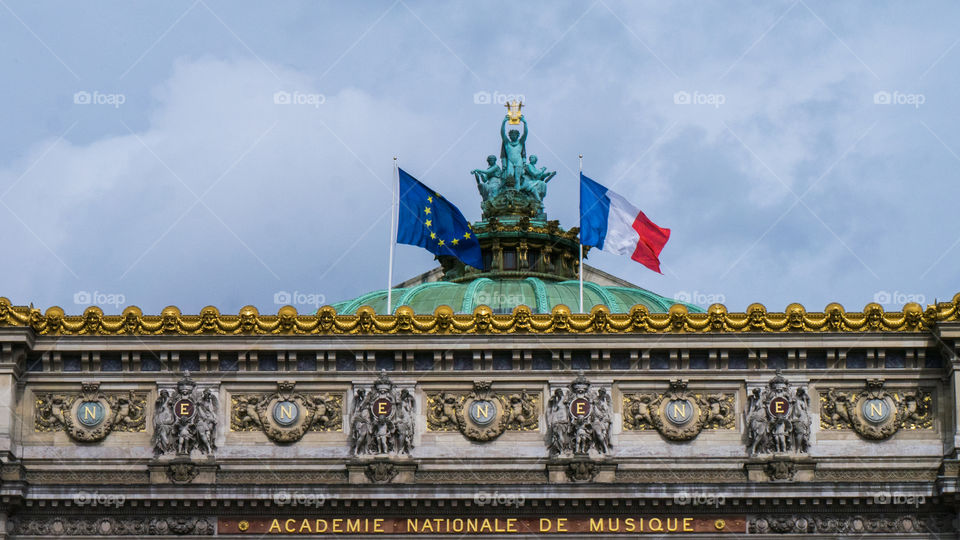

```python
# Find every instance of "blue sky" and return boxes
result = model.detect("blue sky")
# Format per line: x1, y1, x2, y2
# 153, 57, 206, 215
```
0, 1, 958, 315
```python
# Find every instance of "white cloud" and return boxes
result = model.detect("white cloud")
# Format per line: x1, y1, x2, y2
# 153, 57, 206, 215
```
1, 2, 959, 314
0, 57, 444, 313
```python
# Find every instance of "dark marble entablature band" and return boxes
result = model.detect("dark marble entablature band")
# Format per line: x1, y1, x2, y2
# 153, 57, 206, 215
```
0, 294, 958, 336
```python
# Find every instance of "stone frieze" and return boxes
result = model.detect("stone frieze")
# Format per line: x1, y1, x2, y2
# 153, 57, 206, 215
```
623, 380, 735, 441
35, 382, 146, 442
425, 381, 538, 441
820, 379, 932, 440
231, 381, 343, 443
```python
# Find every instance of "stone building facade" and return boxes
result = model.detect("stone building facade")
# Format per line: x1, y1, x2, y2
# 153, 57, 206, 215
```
1, 113, 958, 538
0, 294, 959, 538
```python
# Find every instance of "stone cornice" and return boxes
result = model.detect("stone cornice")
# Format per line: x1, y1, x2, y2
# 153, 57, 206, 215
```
1, 293, 958, 337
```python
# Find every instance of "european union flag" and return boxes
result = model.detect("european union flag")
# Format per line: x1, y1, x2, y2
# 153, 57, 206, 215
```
397, 168, 483, 269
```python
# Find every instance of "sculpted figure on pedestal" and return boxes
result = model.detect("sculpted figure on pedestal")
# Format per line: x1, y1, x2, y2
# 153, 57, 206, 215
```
472, 155, 502, 202
546, 389, 570, 454
472, 105, 559, 219
744, 371, 810, 456
350, 388, 373, 455
500, 115, 527, 185
350, 371, 414, 456
520, 155, 556, 203
152, 373, 218, 457
152, 390, 175, 456
546, 372, 612, 457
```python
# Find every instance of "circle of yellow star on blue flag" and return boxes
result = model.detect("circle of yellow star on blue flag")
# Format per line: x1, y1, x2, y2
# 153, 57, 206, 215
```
396, 168, 482, 268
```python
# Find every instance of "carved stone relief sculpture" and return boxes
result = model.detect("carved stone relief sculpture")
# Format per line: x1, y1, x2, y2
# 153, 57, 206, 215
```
425, 381, 538, 442
35, 382, 146, 442
744, 371, 811, 456
231, 381, 343, 443
820, 379, 932, 440
350, 371, 415, 456
546, 371, 612, 457
623, 379, 735, 441
152, 373, 218, 457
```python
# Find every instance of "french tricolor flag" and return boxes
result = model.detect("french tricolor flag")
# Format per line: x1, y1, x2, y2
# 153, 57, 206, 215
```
579, 173, 670, 274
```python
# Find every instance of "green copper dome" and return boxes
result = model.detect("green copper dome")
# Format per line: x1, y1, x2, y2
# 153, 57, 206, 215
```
332, 277, 701, 315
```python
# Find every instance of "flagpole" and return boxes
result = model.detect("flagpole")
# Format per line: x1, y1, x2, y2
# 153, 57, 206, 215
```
387, 156, 398, 314
578, 153, 584, 314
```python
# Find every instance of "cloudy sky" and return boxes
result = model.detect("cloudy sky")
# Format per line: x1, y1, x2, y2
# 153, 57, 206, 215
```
1, 1, 957, 315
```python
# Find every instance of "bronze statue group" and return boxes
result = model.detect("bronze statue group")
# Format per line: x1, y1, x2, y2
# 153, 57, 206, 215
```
471, 115, 557, 207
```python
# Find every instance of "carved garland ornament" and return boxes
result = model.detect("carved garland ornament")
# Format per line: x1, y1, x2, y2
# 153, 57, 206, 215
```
365, 461, 398, 483
426, 382, 538, 442
14, 517, 215, 536
566, 459, 600, 482
820, 379, 932, 440
167, 461, 199, 484
35, 382, 146, 442
451, 383, 508, 442
764, 459, 797, 481
748, 514, 939, 535
231, 382, 343, 443
2, 294, 957, 336
623, 381, 735, 441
